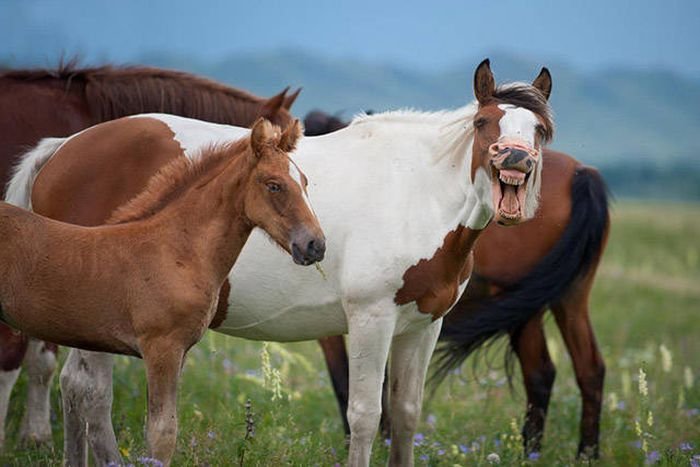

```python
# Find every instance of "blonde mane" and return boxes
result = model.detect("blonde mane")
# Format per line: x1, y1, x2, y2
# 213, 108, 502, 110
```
107, 138, 250, 225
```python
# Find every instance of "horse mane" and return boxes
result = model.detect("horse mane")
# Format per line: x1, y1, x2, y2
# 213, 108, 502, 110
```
0, 60, 287, 125
107, 138, 250, 225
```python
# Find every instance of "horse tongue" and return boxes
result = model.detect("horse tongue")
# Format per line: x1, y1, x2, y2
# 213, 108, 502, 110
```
500, 184, 520, 216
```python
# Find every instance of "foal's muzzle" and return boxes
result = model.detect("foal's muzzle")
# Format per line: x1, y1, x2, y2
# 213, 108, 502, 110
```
290, 229, 326, 266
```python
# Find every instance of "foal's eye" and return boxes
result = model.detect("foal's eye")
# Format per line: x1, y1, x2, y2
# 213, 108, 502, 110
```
266, 182, 282, 193
474, 117, 488, 129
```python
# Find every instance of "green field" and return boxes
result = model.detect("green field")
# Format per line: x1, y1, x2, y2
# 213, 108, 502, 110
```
2, 202, 699, 466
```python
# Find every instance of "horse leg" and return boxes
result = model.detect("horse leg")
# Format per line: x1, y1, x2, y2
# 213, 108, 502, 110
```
142, 340, 185, 466
318, 335, 392, 439
18, 339, 57, 446
345, 302, 396, 467
388, 318, 442, 466
0, 325, 28, 449
318, 336, 351, 437
551, 273, 605, 459
60, 349, 120, 467
512, 312, 556, 455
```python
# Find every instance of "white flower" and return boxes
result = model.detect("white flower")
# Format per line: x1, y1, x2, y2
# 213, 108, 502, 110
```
659, 345, 672, 373
486, 452, 501, 464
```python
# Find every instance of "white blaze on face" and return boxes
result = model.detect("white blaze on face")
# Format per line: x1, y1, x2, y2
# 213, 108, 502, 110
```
497, 104, 539, 146
288, 159, 315, 213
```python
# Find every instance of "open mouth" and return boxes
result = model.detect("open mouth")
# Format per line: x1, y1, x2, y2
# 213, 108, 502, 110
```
491, 168, 529, 225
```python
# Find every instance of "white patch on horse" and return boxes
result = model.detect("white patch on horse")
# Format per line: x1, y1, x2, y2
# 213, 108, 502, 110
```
288, 159, 315, 213
497, 104, 539, 146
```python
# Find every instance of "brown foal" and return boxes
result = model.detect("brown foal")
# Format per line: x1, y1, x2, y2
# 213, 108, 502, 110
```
0, 118, 325, 465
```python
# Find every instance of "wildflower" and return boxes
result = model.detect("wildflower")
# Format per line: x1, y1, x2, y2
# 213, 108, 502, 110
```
646, 410, 653, 428
384, 438, 391, 447
459, 444, 469, 454
528, 452, 541, 461
659, 345, 672, 372
692, 455, 700, 467
207, 430, 216, 440
137, 457, 164, 466
645, 450, 660, 464
638, 367, 648, 397
426, 414, 437, 426
437, 449, 445, 456
680, 442, 694, 451
420, 454, 429, 461
685, 366, 695, 389
686, 408, 700, 417
486, 452, 501, 464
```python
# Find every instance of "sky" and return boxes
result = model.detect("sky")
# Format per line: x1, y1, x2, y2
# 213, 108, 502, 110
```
2, 0, 699, 77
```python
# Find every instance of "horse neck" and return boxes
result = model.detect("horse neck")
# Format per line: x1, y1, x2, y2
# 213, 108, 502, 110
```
150, 152, 255, 281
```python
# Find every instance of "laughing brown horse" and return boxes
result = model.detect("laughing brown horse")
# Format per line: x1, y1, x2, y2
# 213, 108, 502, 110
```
305, 111, 610, 458
0, 117, 324, 465
0, 63, 299, 448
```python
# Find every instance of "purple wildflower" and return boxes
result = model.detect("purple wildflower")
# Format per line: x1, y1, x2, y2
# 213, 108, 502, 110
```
420, 454, 429, 461
459, 444, 469, 454
686, 408, 700, 417
616, 400, 626, 410
645, 451, 660, 465
692, 455, 700, 467
437, 449, 445, 456
137, 457, 163, 467
384, 438, 392, 447
680, 442, 694, 451
426, 414, 437, 426
414, 432, 425, 446
528, 452, 541, 461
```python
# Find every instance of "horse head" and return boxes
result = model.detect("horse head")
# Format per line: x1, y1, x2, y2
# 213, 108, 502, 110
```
470, 59, 554, 226
245, 118, 326, 265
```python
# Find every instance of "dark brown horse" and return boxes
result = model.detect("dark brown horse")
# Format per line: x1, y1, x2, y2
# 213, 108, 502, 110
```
0, 63, 299, 448
304, 111, 610, 459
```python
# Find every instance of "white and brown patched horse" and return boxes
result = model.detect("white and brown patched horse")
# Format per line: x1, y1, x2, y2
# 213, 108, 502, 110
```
8, 59, 554, 466
1, 119, 324, 465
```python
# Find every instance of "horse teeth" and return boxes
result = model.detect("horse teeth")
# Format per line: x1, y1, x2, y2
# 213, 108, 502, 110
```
499, 172, 524, 186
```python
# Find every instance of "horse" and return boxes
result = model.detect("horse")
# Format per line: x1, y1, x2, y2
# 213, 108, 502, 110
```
304, 120, 609, 458
1, 117, 324, 465
11, 59, 554, 466
0, 63, 299, 449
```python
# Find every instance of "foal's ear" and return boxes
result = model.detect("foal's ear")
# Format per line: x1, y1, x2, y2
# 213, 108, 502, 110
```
278, 119, 302, 152
532, 67, 552, 101
250, 118, 275, 160
474, 58, 496, 104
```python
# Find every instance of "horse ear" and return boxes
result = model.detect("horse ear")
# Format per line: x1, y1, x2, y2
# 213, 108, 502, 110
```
474, 58, 495, 104
279, 119, 302, 152
250, 118, 275, 160
283, 87, 302, 110
532, 67, 552, 100
262, 87, 289, 118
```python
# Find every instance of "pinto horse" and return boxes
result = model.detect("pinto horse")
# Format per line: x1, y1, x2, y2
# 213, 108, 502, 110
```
11, 59, 554, 466
0, 63, 299, 448
305, 117, 609, 458
1, 117, 324, 465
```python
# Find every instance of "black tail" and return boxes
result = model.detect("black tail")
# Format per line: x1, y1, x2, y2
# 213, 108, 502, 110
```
431, 166, 610, 386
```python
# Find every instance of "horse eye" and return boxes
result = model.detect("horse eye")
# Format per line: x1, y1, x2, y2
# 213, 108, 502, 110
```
474, 117, 487, 129
266, 182, 281, 193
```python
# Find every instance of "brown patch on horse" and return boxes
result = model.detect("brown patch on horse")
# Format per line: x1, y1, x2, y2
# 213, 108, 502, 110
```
208, 279, 230, 329
1, 64, 295, 127
32, 117, 185, 226
395, 226, 480, 320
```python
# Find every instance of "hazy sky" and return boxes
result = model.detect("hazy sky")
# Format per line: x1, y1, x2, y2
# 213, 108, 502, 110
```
3, 0, 699, 76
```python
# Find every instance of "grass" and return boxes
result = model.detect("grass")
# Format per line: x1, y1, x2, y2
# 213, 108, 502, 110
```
2, 201, 700, 466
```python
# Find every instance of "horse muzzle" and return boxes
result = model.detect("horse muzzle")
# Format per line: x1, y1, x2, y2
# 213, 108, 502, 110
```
488, 141, 540, 225
290, 229, 326, 266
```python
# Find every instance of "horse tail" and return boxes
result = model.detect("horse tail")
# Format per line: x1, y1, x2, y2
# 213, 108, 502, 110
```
4, 137, 66, 208
431, 166, 610, 386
